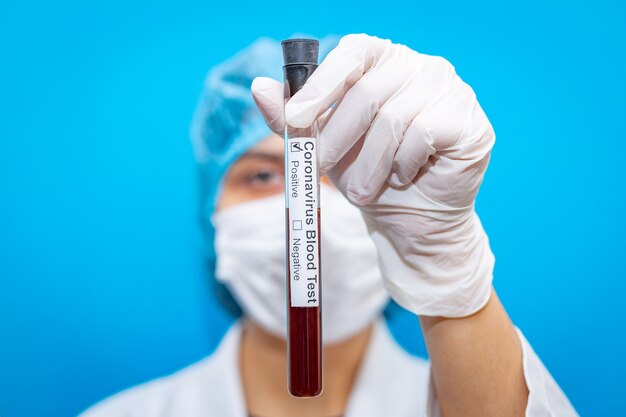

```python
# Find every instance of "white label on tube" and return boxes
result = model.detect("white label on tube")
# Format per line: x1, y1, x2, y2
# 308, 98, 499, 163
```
286, 137, 319, 308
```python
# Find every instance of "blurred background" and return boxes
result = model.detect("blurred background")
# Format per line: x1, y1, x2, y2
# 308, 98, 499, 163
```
1, 0, 625, 415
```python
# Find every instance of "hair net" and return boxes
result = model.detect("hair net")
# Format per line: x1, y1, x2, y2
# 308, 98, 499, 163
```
190, 36, 339, 264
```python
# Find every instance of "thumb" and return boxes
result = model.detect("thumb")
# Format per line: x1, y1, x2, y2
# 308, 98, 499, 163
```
251, 77, 285, 134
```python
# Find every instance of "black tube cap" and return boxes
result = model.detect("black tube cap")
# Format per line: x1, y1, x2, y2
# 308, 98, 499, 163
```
281, 39, 319, 66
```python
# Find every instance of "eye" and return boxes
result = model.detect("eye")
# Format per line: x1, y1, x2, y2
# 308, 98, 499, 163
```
246, 168, 283, 187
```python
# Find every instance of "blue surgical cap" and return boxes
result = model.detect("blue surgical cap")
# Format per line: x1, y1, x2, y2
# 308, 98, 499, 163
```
190, 36, 339, 262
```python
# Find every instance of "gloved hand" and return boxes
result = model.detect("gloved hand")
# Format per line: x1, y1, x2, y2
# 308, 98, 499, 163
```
251, 34, 495, 318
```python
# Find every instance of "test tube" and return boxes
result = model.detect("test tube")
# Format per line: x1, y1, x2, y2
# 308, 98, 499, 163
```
282, 38, 322, 397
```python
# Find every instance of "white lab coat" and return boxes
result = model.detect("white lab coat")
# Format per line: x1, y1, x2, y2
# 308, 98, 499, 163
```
81, 319, 577, 417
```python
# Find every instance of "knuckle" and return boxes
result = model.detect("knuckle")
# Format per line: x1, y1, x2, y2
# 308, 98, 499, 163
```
471, 111, 496, 153
428, 55, 457, 77
458, 77, 477, 101
484, 122, 496, 147
353, 77, 379, 99
376, 106, 404, 133
346, 184, 372, 207
340, 33, 370, 46
376, 106, 398, 126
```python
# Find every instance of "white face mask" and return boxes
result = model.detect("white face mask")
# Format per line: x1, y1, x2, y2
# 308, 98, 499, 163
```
212, 185, 389, 345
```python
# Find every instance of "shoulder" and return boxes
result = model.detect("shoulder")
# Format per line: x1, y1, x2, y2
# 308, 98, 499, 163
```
79, 357, 214, 417
80, 322, 243, 417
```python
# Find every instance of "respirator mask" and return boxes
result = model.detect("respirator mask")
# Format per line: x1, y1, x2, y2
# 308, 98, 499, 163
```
212, 185, 388, 345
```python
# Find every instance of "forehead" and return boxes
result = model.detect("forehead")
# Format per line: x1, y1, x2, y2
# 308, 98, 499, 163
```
245, 133, 283, 156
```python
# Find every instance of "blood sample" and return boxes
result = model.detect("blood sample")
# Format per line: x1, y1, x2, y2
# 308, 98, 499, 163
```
282, 38, 323, 397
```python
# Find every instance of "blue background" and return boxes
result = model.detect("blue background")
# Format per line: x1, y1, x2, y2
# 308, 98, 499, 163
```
1, 0, 625, 415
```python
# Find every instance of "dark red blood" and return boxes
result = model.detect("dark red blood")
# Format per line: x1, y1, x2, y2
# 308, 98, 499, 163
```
288, 306, 322, 396
286, 208, 323, 397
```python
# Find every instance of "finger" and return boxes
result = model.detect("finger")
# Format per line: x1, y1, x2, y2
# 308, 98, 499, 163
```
343, 107, 405, 205
401, 77, 495, 207
420, 75, 488, 152
319, 51, 456, 180
285, 34, 390, 128
341, 56, 458, 200
387, 118, 436, 188
317, 57, 411, 174
389, 73, 485, 188
251, 76, 285, 134
384, 58, 466, 185
340, 77, 426, 203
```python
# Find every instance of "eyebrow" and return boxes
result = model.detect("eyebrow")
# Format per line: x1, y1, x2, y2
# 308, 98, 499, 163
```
239, 150, 284, 163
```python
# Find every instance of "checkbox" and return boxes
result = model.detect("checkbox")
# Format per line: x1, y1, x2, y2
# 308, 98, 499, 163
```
292, 220, 302, 231
291, 142, 302, 152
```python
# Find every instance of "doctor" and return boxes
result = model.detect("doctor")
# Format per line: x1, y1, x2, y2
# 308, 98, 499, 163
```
82, 34, 577, 417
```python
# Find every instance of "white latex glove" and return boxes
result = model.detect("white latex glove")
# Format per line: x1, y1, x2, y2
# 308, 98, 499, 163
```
252, 34, 495, 318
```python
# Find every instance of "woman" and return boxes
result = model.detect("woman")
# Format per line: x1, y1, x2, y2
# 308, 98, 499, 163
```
82, 34, 577, 417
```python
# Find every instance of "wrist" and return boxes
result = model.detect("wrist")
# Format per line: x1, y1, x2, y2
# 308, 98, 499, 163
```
367, 211, 494, 318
